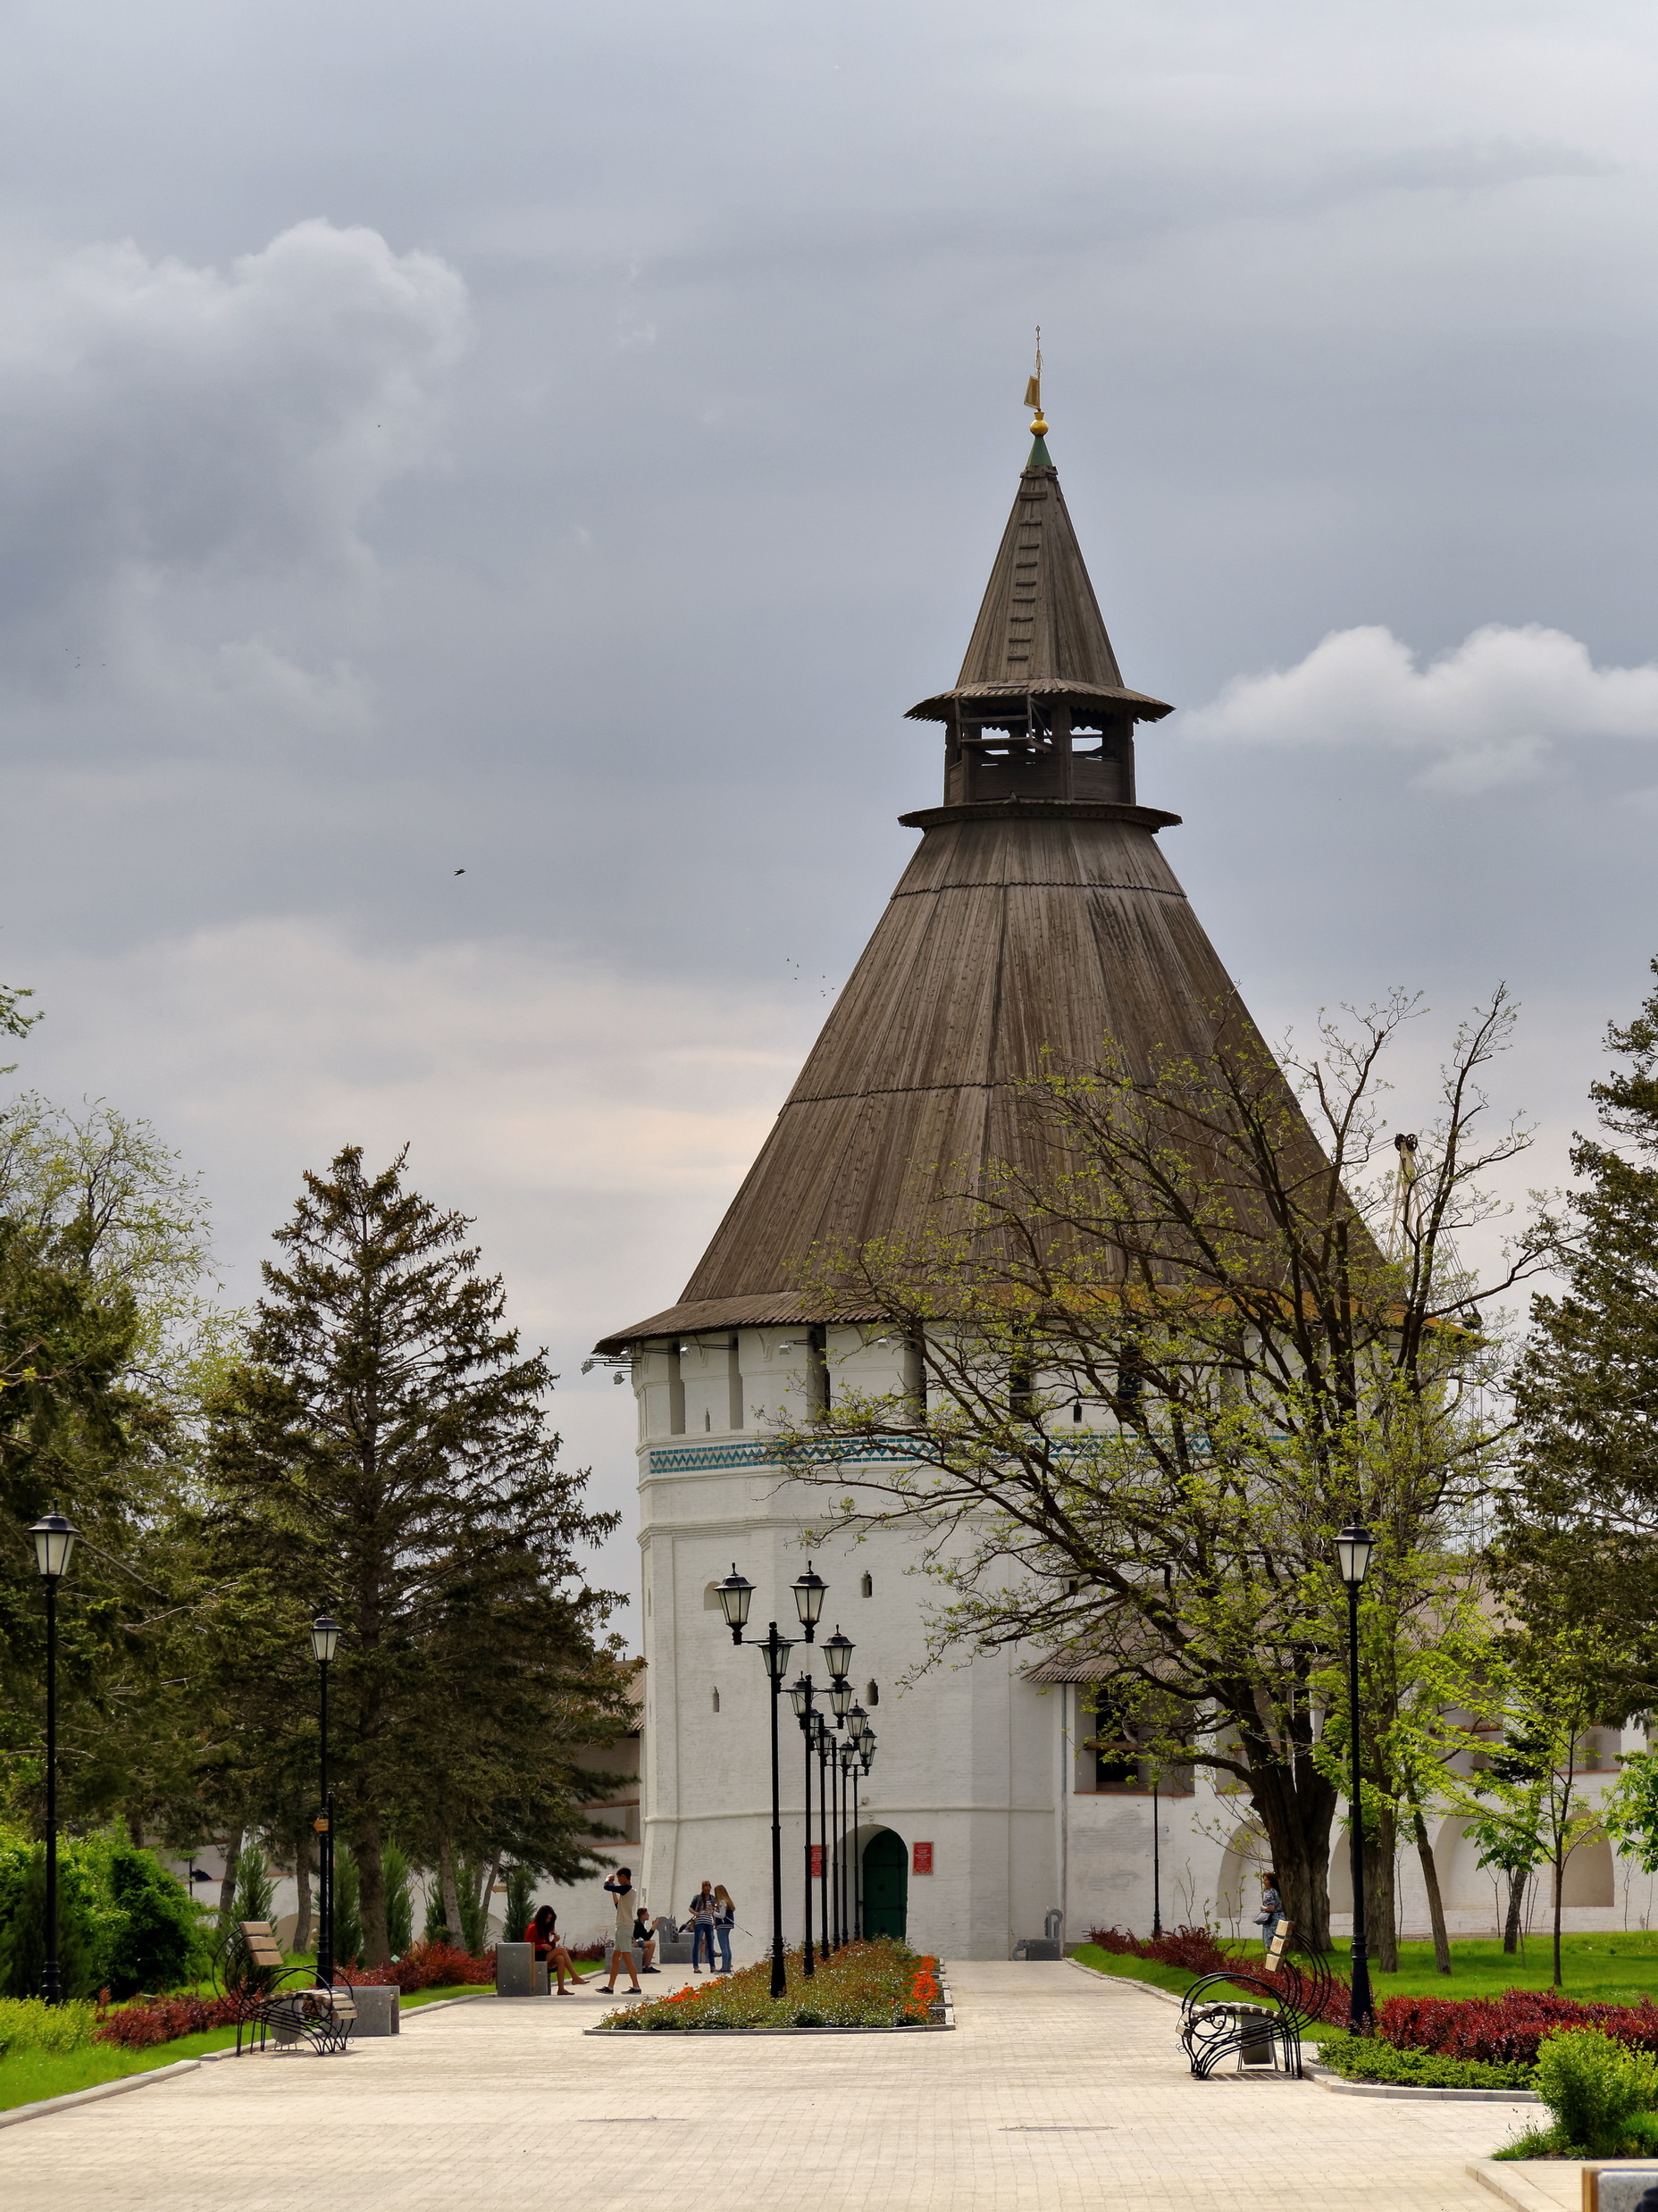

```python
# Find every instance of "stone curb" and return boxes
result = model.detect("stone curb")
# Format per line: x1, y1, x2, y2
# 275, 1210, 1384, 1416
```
1307, 2065, 1538, 2104
1065, 1956, 1185, 2008
0, 2057, 201, 2130
1467, 2158, 1579, 2211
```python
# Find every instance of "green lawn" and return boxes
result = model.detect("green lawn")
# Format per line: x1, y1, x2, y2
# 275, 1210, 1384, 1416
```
1073, 1932, 1658, 2020
0, 1986, 490, 2116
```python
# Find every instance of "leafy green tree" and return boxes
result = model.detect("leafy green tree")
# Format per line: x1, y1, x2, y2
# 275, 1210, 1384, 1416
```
204, 1147, 629, 1964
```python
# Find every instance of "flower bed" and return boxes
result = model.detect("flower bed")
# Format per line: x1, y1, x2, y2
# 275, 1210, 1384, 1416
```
597, 1938, 938, 2032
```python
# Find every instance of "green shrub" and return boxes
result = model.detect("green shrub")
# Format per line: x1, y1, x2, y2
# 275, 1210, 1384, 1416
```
382, 1846, 414, 1957
0, 1996, 97, 2054
1533, 2028, 1658, 2157
0, 1846, 100, 1999
100, 1846, 203, 1998
331, 1847, 363, 1967
1317, 2033, 1533, 2091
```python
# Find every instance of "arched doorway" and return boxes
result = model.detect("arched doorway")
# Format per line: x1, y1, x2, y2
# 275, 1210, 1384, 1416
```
863, 1829, 908, 1939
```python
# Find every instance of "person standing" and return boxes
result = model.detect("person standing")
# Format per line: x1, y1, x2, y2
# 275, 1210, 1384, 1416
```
712, 1885, 735, 1974
689, 1881, 717, 1974
602, 1869, 643, 1995
1254, 1872, 1283, 1955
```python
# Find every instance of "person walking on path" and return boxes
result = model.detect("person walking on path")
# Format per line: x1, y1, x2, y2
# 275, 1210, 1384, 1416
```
602, 1869, 643, 1995
1254, 1872, 1283, 1955
525, 1905, 589, 1996
689, 1881, 717, 1974
713, 1885, 735, 1974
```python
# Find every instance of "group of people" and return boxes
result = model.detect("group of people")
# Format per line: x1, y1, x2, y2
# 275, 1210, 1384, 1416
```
522, 1867, 737, 1996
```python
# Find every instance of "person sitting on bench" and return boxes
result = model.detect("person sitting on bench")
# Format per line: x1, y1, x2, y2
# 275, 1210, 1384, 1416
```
526, 1905, 589, 1994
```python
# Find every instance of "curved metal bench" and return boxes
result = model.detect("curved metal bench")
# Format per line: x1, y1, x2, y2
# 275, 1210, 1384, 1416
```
218, 1921, 359, 2056
1177, 1922, 1333, 2081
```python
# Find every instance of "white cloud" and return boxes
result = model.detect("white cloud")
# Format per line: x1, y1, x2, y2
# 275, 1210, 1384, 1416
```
1182, 624, 1658, 792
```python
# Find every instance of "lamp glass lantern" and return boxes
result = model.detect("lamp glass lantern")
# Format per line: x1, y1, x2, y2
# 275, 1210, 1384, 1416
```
1336, 1522, 1377, 1589
858, 1723, 876, 1753
717, 1565, 755, 1634
840, 1741, 856, 1772
791, 1568, 826, 1633
823, 1627, 854, 1681
844, 1703, 867, 1740
310, 1613, 343, 1664
29, 1512, 80, 1581
831, 1680, 854, 1720
760, 1631, 795, 1684
789, 1674, 813, 1720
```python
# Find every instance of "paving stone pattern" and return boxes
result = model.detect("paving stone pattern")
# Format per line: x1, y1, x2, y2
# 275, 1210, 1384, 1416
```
0, 1961, 1540, 2211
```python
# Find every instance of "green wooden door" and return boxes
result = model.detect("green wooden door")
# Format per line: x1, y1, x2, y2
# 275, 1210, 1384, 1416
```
862, 1830, 908, 1940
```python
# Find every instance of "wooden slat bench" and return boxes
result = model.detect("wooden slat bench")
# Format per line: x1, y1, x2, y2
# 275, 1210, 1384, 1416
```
227, 1923, 358, 2056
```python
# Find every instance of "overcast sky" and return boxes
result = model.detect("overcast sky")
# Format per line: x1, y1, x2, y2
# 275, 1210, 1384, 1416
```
4, 0, 1658, 1615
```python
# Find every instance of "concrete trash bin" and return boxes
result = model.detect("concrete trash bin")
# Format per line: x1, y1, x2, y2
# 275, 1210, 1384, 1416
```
350, 1985, 400, 2036
496, 1941, 537, 1998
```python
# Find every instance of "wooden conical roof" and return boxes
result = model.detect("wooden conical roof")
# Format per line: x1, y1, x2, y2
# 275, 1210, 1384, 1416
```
906, 436, 1172, 725
595, 434, 1255, 1352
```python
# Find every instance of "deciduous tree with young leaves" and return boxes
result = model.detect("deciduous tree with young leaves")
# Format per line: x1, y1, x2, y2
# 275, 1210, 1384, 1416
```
783, 991, 1540, 1951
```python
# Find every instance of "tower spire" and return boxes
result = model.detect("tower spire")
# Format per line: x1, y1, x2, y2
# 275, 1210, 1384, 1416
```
905, 408, 1171, 807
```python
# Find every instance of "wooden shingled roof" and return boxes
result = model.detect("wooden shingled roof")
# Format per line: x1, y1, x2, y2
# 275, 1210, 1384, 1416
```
906, 438, 1172, 725
595, 434, 1263, 1353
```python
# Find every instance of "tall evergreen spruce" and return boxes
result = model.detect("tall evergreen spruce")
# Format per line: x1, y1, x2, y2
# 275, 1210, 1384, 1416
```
1503, 964, 1658, 1675
207, 1147, 625, 1964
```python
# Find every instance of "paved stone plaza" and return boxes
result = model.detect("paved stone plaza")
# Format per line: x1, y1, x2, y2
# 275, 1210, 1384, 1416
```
0, 1962, 1545, 2212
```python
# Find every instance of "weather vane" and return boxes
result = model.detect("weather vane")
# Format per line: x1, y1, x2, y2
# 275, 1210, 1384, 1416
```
1023, 326, 1047, 437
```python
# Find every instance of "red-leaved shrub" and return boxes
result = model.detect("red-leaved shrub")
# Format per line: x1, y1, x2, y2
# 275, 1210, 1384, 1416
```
96, 1995, 244, 2049
339, 1940, 497, 1992
1378, 1989, 1658, 2066
1086, 1923, 1351, 2022
1088, 1924, 1235, 1976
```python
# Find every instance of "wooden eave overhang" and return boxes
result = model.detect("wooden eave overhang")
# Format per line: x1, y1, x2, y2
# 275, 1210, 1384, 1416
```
905, 678, 1174, 725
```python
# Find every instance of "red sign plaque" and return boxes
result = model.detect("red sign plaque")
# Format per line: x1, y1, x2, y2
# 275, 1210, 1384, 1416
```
913, 1840, 934, 1874
810, 1844, 824, 1876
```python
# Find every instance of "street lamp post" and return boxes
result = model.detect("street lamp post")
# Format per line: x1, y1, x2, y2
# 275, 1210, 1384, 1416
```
717, 1566, 798, 2000
788, 1672, 818, 1975
310, 1613, 342, 1986
29, 1512, 80, 2006
1151, 1767, 1163, 1939
813, 1713, 833, 1951
1336, 1521, 1377, 2033
858, 1727, 875, 1940
839, 1741, 856, 1947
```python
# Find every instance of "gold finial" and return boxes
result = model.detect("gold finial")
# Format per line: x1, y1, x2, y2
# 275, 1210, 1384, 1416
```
1023, 324, 1044, 432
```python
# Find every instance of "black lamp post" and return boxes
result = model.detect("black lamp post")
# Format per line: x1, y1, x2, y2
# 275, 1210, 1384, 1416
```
838, 1740, 857, 1947
788, 1672, 819, 1974
717, 1565, 796, 1999
310, 1613, 342, 1985
29, 1512, 80, 2006
1151, 1764, 1163, 1939
1336, 1521, 1377, 2033
813, 1712, 833, 1950
857, 1729, 875, 1940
